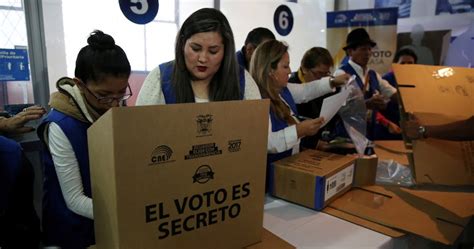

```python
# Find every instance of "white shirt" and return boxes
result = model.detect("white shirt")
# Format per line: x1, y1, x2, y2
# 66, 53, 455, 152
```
48, 123, 93, 220
267, 78, 335, 155
42, 84, 95, 221
334, 59, 397, 98
136, 66, 261, 105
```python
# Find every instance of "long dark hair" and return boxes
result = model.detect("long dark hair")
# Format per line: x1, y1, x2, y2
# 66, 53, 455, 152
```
75, 30, 131, 84
173, 8, 240, 103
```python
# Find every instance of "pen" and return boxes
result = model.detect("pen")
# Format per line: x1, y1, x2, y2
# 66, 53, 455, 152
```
293, 114, 312, 121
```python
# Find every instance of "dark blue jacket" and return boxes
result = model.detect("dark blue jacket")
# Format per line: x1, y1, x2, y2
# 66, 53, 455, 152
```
38, 109, 94, 248
236, 49, 247, 70
0, 136, 40, 248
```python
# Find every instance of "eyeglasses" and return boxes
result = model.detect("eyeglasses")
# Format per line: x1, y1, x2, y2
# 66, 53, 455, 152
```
76, 78, 133, 105
309, 69, 331, 78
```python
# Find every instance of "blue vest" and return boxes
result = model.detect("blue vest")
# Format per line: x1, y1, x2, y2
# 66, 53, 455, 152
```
0, 136, 40, 247
267, 88, 298, 193
37, 109, 94, 248
339, 63, 381, 140
0, 136, 22, 213
267, 87, 299, 164
235, 49, 247, 70
159, 61, 246, 103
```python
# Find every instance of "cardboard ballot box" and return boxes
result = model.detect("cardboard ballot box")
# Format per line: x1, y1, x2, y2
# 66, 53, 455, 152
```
324, 142, 474, 245
269, 150, 355, 211
88, 100, 269, 249
325, 185, 474, 245
394, 64, 474, 186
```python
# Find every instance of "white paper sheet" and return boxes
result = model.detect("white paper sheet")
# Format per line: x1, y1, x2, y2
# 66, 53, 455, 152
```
319, 86, 350, 127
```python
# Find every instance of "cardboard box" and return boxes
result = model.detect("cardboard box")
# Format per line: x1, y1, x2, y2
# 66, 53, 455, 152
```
374, 140, 410, 165
324, 140, 474, 245
353, 156, 378, 187
325, 185, 474, 245
89, 228, 295, 249
88, 100, 270, 249
269, 150, 355, 211
394, 64, 474, 186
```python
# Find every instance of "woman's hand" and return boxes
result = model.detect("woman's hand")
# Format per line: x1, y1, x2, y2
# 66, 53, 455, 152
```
296, 117, 325, 138
0, 106, 46, 135
329, 74, 350, 88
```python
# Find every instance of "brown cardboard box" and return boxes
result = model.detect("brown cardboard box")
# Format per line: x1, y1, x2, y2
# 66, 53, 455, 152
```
270, 150, 355, 211
324, 141, 474, 245
325, 185, 474, 245
353, 156, 378, 187
394, 64, 474, 185
88, 100, 269, 249
374, 140, 410, 165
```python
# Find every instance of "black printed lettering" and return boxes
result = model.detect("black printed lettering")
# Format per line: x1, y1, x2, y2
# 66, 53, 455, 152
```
158, 222, 169, 239
183, 215, 194, 232
171, 219, 182, 236
174, 197, 188, 214
229, 203, 240, 218
241, 182, 250, 198
208, 209, 218, 225
232, 184, 241, 200
189, 194, 203, 211
215, 188, 227, 204
196, 212, 207, 229
145, 204, 157, 223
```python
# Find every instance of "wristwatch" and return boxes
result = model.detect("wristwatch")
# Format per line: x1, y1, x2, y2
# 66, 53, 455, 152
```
418, 125, 427, 139
329, 76, 336, 87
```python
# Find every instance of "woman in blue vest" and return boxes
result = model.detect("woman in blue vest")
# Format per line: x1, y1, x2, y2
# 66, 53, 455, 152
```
250, 40, 348, 188
136, 8, 261, 104
38, 30, 131, 249
0, 106, 44, 248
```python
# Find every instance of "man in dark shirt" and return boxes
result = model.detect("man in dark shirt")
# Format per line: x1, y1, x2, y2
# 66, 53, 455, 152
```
288, 47, 336, 149
236, 27, 275, 71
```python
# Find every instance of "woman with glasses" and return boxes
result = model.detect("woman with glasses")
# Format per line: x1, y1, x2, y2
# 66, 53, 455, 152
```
38, 30, 131, 248
136, 8, 261, 105
250, 40, 348, 190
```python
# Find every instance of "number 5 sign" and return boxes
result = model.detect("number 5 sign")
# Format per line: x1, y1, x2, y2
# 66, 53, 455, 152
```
273, 5, 293, 36
119, 0, 159, 24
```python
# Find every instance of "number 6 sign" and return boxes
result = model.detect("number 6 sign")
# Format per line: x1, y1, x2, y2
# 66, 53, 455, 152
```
274, 5, 293, 36
119, 0, 159, 24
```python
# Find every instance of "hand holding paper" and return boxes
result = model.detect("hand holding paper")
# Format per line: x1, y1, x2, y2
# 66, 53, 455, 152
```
296, 117, 325, 138
319, 86, 350, 127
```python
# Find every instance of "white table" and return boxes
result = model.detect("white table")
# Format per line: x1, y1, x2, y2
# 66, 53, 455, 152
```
263, 196, 446, 249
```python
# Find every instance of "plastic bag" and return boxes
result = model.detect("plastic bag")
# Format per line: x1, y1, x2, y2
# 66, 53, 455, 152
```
376, 159, 415, 187
338, 76, 369, 155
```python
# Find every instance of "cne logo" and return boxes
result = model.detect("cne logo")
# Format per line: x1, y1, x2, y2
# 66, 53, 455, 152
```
196, 114, 213, 137
192, 165, 214, 184
149, 145, 175, 165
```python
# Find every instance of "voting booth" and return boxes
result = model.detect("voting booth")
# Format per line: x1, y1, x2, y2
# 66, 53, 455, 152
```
88, 100, 269, 249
